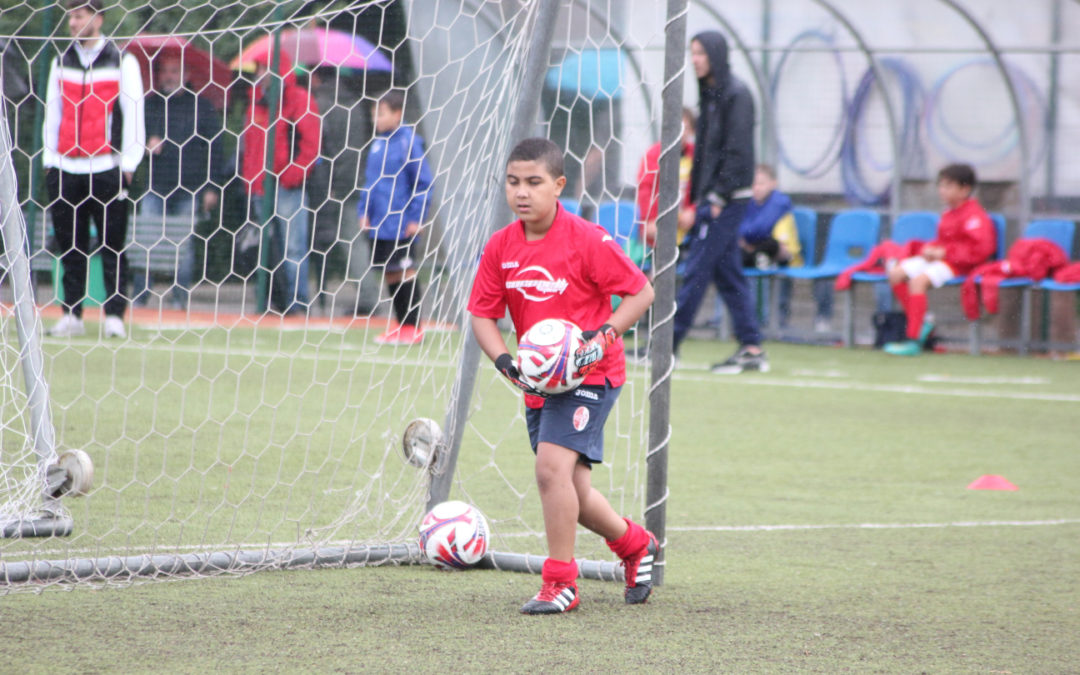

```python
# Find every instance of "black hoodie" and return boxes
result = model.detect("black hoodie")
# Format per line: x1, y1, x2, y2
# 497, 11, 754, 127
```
689, 31, 755, 206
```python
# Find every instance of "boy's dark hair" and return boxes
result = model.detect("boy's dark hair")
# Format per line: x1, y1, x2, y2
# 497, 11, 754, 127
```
507, 137, 564, 178
378, 89, 406, 112
755, 163, 777, 180
937, 163, 977, 188
66, 0, 103, 12
681, 106, 697, 128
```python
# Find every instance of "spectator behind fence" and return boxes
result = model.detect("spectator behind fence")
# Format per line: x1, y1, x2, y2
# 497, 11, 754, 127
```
670, 31, 766, 374
883, 163, 997, 356
238, 48, 320, 316
135, 53, 225, 310
357, 89, 433, 345
44, 0, 144, 339
633, 106, 697, 269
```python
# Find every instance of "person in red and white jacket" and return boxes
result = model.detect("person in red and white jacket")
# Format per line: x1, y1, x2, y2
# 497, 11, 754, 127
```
237, 48, 320, 315
468, 138, 656, 615
883, 163, 996, 356
43, 0, 145, 339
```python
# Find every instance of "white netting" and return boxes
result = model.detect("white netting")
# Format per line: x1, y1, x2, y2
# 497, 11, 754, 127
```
0, 0, 670, 592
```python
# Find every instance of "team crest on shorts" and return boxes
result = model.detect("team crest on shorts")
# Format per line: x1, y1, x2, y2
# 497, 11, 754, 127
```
572, 406, 590, 431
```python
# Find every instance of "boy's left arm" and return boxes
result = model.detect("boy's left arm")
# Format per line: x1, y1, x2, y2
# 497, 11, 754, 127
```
574, 280, 655, 377
403, 134, 435, 235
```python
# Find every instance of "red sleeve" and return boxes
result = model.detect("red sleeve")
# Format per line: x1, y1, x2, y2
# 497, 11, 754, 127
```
467, 235, 507, 319
587, 227, 649, 298
635, 143, 661, 226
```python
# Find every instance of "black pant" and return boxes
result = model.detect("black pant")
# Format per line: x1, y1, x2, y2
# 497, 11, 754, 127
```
46, 168, 130, 318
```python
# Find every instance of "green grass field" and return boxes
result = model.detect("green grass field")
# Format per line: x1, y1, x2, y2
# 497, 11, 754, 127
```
3, 330, 1079, 673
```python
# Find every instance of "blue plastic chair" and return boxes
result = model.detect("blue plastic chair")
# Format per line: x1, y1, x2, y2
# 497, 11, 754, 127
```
971, 218, 1076, 355
792, 206, 819, 267
841, 211, 937, 346
848, 211, 938, 285
740, 207, 818, 331
559, 199, 582, 216
782, 209, 881, 281
595, 200, 638, 248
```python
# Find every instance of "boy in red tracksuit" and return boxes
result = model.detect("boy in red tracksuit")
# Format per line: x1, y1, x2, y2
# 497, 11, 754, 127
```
468, 138, 657, 614
884, 163, 996, 356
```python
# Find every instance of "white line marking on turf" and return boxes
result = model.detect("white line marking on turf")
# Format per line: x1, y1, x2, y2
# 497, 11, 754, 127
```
790, 369, 849, 378
672, 371, 1080, 403
669, 519, 1080, 532
916, 374, 1051, 385
15, 520, 1080, 560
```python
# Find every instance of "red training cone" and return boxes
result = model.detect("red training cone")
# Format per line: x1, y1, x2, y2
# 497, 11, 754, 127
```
966, 475, 1018, 491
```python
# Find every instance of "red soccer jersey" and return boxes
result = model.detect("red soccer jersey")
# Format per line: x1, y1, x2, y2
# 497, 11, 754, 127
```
468, 204, 649, 405
933, 198, 997, 276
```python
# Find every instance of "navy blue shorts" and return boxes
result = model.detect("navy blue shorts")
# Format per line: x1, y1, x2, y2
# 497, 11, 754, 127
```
525, 383, 619, 464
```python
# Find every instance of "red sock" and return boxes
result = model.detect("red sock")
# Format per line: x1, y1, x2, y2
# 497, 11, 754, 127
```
905, 293, 927, 340
606, 518, 648, 560
541, 557, 578, 584
891, 281, 910, 312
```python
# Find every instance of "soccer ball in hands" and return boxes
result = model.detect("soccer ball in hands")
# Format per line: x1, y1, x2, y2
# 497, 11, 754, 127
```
516, 318, 586, 395
419, 500, 490, 570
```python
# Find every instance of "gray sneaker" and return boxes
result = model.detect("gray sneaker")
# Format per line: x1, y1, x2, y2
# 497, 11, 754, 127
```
711, 346, 769, 374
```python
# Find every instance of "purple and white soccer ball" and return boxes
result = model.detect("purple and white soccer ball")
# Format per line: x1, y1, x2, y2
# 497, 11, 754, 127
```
418, 500, 490, 570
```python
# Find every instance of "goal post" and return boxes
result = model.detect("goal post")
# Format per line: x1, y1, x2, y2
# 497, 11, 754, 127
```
0, 0, 680, 592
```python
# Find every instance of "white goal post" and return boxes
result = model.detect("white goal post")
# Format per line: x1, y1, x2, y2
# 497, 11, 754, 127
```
0, 0, 683, 591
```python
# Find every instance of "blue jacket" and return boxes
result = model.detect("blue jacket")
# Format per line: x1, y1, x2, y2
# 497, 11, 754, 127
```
739, 190, 792, 243
358, 125, 433, 240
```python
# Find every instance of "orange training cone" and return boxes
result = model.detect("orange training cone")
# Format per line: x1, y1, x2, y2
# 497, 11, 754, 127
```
966, 475, 1018, 491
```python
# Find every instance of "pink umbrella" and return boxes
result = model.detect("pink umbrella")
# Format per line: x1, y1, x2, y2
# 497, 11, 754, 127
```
231, 27, 393, 72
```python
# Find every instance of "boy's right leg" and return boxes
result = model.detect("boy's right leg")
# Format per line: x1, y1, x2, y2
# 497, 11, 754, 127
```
521, 441, 582, 615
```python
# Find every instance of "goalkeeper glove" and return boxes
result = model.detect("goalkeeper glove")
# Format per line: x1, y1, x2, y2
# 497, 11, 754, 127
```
494, 353, 548, 398
573, 324, 618, 379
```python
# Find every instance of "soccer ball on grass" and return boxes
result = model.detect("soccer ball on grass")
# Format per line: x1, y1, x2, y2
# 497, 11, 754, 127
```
418, 500, 489, 570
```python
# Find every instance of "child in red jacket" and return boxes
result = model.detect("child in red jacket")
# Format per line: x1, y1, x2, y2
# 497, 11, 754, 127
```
884, 164, 996, 356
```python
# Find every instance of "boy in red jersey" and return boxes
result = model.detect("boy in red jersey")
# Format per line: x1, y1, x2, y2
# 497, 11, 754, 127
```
468, 138, 656, 614
884, 163, 996, 355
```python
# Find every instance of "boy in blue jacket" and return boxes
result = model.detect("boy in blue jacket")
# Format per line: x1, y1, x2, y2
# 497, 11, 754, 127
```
358, 90, 434, 344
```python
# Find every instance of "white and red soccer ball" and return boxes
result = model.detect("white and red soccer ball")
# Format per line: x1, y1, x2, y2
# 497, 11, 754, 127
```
419, 500, 490, 570
516, 318, 586, 395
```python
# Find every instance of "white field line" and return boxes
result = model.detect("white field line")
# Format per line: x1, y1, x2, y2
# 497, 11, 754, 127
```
89, 341, 1080, 404
673, 370, 1080, 403
16, 519, 1080, 560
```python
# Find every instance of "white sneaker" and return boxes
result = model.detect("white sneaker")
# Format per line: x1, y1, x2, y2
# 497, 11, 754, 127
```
103, 315, 127, 339
48, 314, 85, 338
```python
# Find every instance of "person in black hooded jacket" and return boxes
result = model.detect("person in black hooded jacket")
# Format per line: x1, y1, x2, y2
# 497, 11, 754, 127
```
673, 30, 768, 374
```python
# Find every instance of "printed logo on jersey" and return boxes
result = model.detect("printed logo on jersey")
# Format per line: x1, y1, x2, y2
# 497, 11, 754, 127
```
501, 261, 519, 269
506, 265, 569, 302
965, 217, 982, 230
572, 406, 590, 431
574, 388, 598, 401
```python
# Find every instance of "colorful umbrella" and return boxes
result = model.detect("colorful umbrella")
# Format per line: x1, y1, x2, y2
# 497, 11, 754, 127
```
125, 35, 232, 109
231, 27, 393, 72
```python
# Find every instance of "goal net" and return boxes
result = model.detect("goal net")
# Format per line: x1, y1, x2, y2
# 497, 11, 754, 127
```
0, 0, 678, 592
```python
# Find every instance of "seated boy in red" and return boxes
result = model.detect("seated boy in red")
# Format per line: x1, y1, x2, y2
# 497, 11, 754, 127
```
468, 138, 657, 614
884, 163, 996, 356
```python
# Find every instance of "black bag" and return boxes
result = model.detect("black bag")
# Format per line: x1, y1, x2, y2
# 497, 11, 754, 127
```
872, 311, 907, 349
